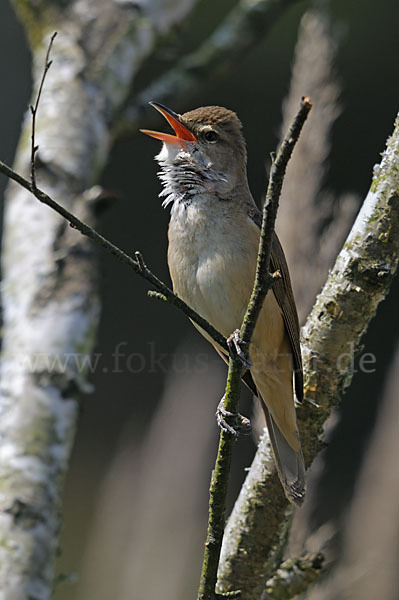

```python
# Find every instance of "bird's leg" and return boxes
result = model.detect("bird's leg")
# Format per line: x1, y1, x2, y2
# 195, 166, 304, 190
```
216, 396, 252, 437
227, 329, 252, 368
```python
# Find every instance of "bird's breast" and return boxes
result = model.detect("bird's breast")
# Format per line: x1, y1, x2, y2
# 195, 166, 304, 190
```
167, 200, 259, 337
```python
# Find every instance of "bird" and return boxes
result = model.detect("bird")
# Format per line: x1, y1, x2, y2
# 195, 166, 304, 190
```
141, 102, 306, 505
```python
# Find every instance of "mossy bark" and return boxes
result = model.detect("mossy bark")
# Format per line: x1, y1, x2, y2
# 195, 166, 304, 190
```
217, 114, 399, 599
264, 553, 324, 599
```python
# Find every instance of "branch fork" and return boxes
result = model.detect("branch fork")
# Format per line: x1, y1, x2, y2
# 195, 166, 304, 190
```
0, 33, 312, 600
198, 97, 312, 600
0, 21, 397, 600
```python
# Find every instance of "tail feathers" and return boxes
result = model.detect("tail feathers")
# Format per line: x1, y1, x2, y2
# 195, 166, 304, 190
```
263, 406, 306, 506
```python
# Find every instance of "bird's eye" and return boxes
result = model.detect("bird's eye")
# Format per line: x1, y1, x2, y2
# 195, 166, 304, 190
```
203, 130, 218, 143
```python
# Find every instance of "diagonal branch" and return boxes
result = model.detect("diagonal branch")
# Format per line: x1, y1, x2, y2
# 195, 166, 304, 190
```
0, 157, 227, 352
197, 98, 312, 600
216, 112, 399, 600
1, 93, 311, 600
0, 28, 226, 351
0, 3, 236, 597
240, 98, 312, 346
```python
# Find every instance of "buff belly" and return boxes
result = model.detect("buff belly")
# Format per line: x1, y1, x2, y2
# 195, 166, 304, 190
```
167, 201, 299, 449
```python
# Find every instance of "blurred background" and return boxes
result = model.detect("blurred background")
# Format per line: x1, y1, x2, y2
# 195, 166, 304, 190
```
0, 1, 398, 599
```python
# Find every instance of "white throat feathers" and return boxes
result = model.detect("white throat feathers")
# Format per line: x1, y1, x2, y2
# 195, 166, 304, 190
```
155, 142, 229, 208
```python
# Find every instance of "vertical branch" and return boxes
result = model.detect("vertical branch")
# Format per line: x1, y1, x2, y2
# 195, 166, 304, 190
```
0, 156, 228, 351
29, 31, 57, 190
197, 98, 312, 600
241, 98, 312, 345
217, 112, 399, 600
0, 34, 309, 600
198, 357, 243, 600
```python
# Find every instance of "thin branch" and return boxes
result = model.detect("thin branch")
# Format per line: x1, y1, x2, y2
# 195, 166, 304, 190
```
29, 32, 57, 190
240, 97, 312, 346
0, 31, 226, 353
0, 98, 311, 600
1, 3, 216, 597
1, 35, 306, 597
217, 112, 399, 600
197, 98, 312, 600
0, 157, 227, 352
0, 93, 311, 600
198, 355, 244, 600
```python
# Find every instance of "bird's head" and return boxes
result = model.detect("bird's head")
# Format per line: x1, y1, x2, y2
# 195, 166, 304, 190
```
141, 102, 248, 207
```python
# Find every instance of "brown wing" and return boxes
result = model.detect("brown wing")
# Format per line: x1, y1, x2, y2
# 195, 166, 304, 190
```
211, 229, 302, 402
270, 231, 303, 402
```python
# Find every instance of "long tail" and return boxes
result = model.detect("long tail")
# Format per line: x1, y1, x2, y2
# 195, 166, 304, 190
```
262, 405, 306, 506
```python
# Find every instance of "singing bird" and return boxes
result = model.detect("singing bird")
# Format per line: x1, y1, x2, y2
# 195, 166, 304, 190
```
141, 103, 305, 505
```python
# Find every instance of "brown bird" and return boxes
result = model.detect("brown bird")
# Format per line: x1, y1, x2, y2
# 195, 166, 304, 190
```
141, 103, 305, 505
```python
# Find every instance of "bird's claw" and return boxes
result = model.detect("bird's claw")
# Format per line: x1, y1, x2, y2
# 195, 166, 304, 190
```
227, 329, 252, 368
216, 397, 252, 437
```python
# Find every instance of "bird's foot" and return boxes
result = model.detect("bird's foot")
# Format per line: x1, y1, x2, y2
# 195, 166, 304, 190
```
227, 329, 252, 368
216, 397, 252, 437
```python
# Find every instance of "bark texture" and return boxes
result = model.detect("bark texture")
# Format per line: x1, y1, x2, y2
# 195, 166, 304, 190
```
0, 1, 199, 598
264, 553, 324, 599
216, 113, 399, 599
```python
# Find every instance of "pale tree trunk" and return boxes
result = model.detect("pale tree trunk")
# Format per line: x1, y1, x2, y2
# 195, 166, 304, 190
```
0, 1, 199, 598
217, 112, 399, 599
305, 342, 399, 600
2, 3, 397, 599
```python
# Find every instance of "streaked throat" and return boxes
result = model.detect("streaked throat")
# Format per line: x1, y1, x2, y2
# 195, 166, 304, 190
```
155, 144, 228, 208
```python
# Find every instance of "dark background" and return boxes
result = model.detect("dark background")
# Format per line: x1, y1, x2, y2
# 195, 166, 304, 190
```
1, 1, 398, 598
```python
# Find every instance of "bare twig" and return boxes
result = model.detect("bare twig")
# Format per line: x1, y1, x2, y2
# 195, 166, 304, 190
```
0, 31, 226, 355
197, 354, 244, 600
216, 113, 399, 600
29, 32, 57, 190
0, 156, 227, 352
197, 98, 312, 600
0, 92, 310, 600
0, 4, 214, 598
0, 86, 312, 600
240, 97, 312, 347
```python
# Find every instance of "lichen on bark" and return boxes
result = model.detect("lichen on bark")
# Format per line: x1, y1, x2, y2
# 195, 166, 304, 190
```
0, 2, 202, 598
217, 112, 399, 599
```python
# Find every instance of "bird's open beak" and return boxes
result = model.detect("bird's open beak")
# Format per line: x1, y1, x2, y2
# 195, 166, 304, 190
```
140, 102, 197, 144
